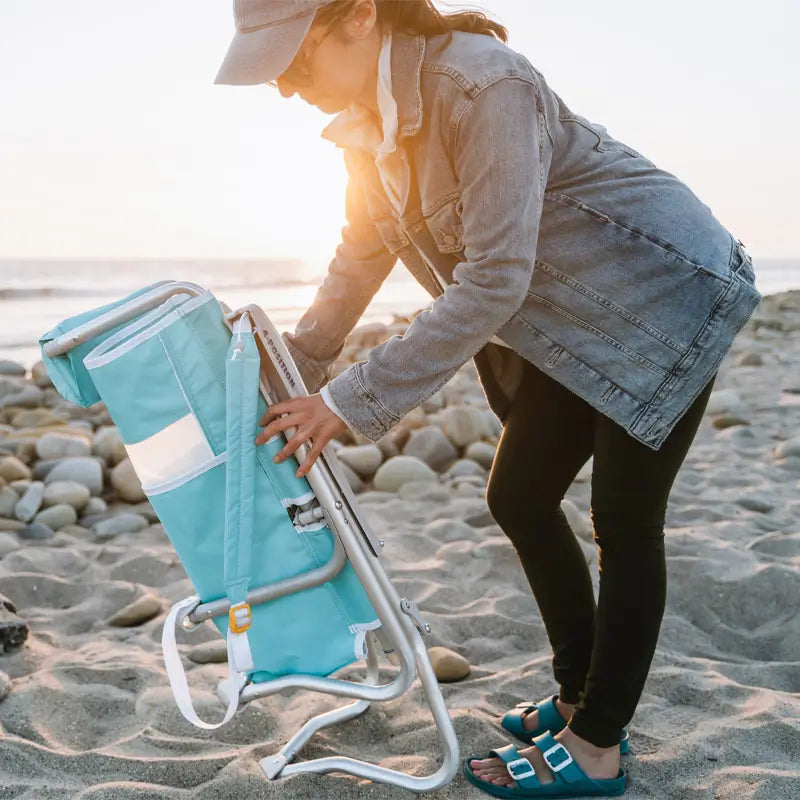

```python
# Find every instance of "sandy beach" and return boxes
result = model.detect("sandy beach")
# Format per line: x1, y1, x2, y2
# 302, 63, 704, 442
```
0, 290, 798, 799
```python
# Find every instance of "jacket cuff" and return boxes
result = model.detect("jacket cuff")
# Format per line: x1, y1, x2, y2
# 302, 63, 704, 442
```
320, 384, 361, 437
325, 362, 402, 442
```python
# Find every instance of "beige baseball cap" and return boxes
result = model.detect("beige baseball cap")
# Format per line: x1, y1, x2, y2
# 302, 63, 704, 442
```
215, 0, 337, 85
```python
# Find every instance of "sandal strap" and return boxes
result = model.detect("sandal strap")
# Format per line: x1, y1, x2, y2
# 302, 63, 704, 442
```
531, 732, 587, 784
535, 695, 567, 733
489, 743, 542, 790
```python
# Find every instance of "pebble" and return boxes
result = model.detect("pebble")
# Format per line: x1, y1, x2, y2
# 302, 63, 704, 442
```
30, 360, 54, 388
44, 457, 104, 496
339, 462, 363, 493
0, 361, 26, 377
14, 481, 45, 522
374, 456, 438, 493
42, 480, 91, 510
35, 432, 91, 460
0, 670, 10, 701
736, 496, 775, 514
561, 498, 594, 542
0, 385, 45, 409
465, 508, 497, 528
34, 504, 78, 531
465, 441, 496, 470
110, 459, 146, 503
92, 513, 149, 538
441, 459, 487, 482
336, 444, 384, 478
428, 646, 471, 682
82, 497, 108, 516
0, 487, 19, 518
20, 522, 55, 541
440, 406, 488, 448
422, 518, 475, 542
0, 519, 24, 533
106, 593, 162, 627
0, 533, 20, 557
402, 426, 458, 472
92, 426, 127, 466
186, 640, 228, 664
9, 409, 65, 428
775, 436, 800, 460
711, 415, 751, 430
0, 457, 32, 482
735, 351, 763, 366
705, 389, 745, 416
0, 602, 28, 652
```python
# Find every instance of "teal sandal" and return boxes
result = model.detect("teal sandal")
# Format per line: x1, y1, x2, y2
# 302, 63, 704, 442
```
464, 732, 626, 798
501, 696, 630, 755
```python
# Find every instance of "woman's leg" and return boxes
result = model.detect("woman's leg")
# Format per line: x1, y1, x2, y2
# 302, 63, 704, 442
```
486, 360, 596, 704
567, 372, 718, 747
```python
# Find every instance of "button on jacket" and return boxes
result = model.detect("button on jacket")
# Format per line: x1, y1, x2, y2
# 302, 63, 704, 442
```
282, 28, 762, 451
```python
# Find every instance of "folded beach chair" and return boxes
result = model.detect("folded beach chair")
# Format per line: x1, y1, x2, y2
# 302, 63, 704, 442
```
39, 280, 459, 792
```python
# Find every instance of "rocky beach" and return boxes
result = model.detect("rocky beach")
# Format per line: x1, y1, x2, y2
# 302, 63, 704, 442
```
0, 290, 798, 799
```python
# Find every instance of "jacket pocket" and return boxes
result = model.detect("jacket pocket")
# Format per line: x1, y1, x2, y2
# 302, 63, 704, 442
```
423, 194, 464, 254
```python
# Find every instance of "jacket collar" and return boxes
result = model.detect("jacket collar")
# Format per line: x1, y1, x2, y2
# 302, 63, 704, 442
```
321, 30, 426, 150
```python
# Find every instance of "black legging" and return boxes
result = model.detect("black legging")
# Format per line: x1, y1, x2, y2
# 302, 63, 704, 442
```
485, 357, 717, 748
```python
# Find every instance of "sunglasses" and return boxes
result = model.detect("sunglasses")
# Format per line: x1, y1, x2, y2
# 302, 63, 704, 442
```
266, 21, 337, 90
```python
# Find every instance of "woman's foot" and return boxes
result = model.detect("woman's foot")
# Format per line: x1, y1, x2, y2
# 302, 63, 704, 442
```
501, 697, 576, 734
469, 726, 620, 788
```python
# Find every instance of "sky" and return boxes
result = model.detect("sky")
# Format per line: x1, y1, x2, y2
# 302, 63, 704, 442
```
0, 0, 797, 264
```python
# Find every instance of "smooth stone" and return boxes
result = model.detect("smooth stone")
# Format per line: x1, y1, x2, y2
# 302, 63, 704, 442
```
574, 457, 594, 483
187, 640, 228, 664
44, 457, 104, 496
82, 497, 108, 516
428, 646, 470, 682
32, 459, 60, 481
106, 593, 162, 627
397, 482, 452, 503
561, 498, 594, 542
92, 513, 149, 538
735, 351, 763, 366
20, 522, 55, 541
0, 519, 24, 533
736, 496, 775, 514
705, 388, 745, 416
711, 415, 751, 430
442, 459, 487, 481
399, 406, 429, 430
0, 361, 26, 377
776, 457, 800, 474
0, 670, 10, 700
465, 441, 496, 470
110, 458, 146, 503
440, 406, 488, 448
8, 480, 29, 494
373, 456, 438, 493
465, 508, 496, 528
422, 518, 475, 542
421, 389, 446, 413
0, 385, 45, 409
775, 436, 800, 460
336, 444, 384, 478
10, 409, 65, 428
13, 481, 45, 522
34, 504, 78, 531
92, 426, 127, 466
340, 462, 363, 493
0, 533, 20, 557
0, 377, 25, 399
123, 501, 159, 524
402, 426, 458, 472
0, 487, 19, 518
36, 432, 91, 460
30, 360, 53, 388
0, 457, 32, 482
482, 409, 503, 440
42, 480, 91, 510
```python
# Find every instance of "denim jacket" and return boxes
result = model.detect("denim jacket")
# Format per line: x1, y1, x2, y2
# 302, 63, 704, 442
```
282, 28, 762, 451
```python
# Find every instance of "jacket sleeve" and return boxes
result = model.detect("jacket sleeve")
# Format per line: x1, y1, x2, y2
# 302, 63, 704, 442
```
282, 158, 398, 394
325, 76, 553, 440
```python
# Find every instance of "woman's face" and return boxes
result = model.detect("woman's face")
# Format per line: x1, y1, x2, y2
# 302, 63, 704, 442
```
275, 1, 381, 114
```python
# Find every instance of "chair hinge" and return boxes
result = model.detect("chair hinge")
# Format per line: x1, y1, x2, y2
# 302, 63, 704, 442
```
400, 598, 431, 635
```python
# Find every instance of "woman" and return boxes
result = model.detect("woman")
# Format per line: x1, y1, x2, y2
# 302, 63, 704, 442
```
216, 1, 762, 796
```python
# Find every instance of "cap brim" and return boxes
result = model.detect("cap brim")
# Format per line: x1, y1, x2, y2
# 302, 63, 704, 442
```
214, 11, 315, 85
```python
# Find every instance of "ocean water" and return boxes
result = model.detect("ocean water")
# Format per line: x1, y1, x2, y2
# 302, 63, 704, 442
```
0, 256, 797, 370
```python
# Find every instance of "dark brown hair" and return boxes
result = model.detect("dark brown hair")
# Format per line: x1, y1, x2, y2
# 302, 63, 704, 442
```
315, 0, 508, 43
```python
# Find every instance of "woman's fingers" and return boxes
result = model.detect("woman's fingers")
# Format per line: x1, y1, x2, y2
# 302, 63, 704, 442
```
296, 434, 328, 478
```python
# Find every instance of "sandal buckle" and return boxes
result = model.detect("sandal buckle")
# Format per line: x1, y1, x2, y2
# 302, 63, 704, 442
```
506, 757, 536, 781
542, 742, 574, 772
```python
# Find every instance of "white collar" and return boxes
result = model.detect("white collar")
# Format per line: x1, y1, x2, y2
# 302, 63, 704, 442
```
320, 24, 399, 154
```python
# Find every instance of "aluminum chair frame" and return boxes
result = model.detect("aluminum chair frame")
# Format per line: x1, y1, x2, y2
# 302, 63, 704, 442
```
43, 281, 460, 793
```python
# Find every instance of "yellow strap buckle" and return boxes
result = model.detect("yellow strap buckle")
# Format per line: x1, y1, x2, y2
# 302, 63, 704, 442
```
229, 602, 252, 634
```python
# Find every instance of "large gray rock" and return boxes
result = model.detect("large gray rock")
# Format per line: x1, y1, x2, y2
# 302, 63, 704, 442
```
92, 426, 127, 466
0, 385, 45, 409
34, 504, 78, 531
42, 480, 91, 510
13, 482, 45, 523
374, 456, 438, 493
92, 513, 149, 538
44, 457, 104, 496
402, 426, 458, 472
110, 459, 146, 503
705, 388, 745, 416
106, 593, 162, 627
187, 640, 228, 664
336, 444, 383, 478
0, 361, 26, 377
35, 432, 91, 460
440, 406, 487, 448
19, 522, 55, 541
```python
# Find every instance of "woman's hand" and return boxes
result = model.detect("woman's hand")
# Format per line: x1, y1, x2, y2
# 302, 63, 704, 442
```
255, 393, 348, 478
